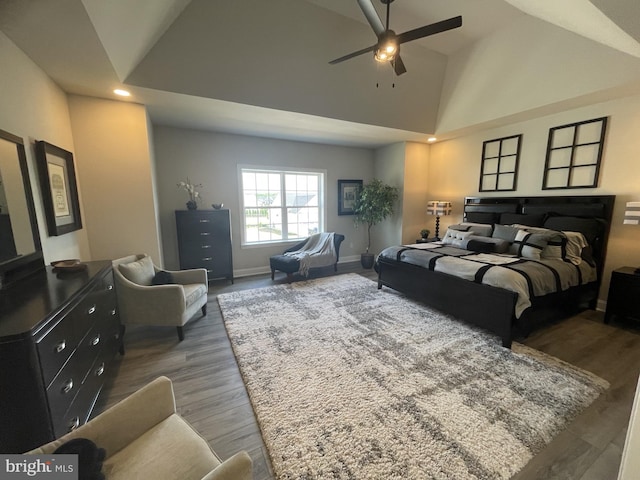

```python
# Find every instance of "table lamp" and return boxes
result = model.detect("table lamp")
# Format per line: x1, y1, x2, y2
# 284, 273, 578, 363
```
427, 200, 452, 240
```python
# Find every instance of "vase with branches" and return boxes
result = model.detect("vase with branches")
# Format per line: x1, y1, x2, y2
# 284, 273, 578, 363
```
177, 178, 202, 210
353, 179, 399, 268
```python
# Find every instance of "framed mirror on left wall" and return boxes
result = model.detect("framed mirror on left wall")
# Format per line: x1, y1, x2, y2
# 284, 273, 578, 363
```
0, 129, 44, 288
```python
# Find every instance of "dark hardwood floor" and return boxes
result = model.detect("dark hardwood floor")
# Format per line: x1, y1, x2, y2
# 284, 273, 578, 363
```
96, 263, 640, 480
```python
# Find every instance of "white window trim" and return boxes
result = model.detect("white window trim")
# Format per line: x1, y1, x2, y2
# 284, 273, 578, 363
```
238, 164, 327, 248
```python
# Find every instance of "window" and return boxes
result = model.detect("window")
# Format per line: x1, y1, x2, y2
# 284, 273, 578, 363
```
240, 167, 325, 244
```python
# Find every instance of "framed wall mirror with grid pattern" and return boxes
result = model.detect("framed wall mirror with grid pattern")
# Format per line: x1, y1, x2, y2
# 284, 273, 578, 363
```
542, 117, 607, 190
479, 134, 522, 192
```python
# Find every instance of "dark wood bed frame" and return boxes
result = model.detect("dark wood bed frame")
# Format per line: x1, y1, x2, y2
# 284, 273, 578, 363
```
376, 195, 615, 348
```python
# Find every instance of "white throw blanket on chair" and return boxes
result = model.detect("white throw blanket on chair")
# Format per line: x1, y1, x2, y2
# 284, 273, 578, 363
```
284, 232, 336, 277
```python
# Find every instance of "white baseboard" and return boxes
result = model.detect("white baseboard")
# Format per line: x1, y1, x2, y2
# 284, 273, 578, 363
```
233, 266, 271, 278
339, 255, 361, 264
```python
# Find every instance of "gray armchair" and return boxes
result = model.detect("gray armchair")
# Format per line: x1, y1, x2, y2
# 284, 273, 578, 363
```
28, 376, 252, 480
112, 254, 208, 341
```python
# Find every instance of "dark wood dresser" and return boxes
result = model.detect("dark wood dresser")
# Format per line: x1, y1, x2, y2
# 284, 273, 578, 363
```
175, 210, 233, 283
0, 261, 121, 453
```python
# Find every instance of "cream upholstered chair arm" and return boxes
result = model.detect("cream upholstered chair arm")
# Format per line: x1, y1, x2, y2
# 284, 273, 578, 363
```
166, 267, 208, 285
28, 376, 176, 456
200, 451, 253, 480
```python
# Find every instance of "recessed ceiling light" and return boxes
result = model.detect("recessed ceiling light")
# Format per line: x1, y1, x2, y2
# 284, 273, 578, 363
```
113, 89, 131, 97
427, 137, 437, 143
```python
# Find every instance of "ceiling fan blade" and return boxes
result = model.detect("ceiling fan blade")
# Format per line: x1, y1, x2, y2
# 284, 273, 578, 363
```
357, 0, 384, 36
391, 55, 407, 76
397, 16, 462, 45
329, 44, 377, 65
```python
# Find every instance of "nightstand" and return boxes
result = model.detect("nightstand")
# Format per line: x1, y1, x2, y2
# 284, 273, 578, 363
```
604, 267, 640, 324
415, 238, 438, 243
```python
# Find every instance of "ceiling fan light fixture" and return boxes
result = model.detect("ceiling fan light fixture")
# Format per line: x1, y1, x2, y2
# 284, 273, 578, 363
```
329, 1, 462, 76
374, 39, 397, 63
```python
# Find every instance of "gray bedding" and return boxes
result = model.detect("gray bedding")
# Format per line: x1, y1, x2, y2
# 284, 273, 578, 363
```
378, 242, 597, 318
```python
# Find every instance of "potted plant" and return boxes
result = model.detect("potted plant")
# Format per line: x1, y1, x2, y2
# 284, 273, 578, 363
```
420, 228, 430, 239
177, 178, 202, 210
353, 179, 399, 269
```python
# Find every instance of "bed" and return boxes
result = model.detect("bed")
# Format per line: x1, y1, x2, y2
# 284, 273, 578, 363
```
376, 195, 615, 348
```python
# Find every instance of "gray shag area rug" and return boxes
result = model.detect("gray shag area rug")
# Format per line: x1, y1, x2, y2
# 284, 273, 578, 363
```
218, 274, 608, 480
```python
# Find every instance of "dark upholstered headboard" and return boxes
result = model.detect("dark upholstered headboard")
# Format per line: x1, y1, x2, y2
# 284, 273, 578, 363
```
463, 195, 616, 280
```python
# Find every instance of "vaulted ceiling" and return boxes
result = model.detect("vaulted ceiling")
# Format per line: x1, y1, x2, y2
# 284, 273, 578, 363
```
1, 0, 640, 147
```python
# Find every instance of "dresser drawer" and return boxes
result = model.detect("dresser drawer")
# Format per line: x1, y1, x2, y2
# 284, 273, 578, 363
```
52, 342, 114, 438
46, 351, 84, 424
36, 313, 78, 389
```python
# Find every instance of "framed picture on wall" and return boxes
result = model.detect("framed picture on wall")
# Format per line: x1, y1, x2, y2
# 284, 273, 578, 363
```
35, 140, 83, 236
338, 179, 362, 215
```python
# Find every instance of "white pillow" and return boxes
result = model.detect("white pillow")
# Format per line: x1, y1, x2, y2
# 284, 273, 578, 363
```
119, 255, 155, 285
441, 228, 473, 248
563, 231, 588, 265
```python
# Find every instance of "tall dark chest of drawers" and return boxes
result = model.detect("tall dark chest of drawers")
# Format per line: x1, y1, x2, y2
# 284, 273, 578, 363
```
0, 261, 121, 453
176, 210, 234, 283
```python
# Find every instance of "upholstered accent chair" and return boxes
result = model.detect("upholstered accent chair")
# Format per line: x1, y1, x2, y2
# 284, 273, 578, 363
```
270, 233, 345, 281
28, 376, 252, 480
112, 254, 208, 341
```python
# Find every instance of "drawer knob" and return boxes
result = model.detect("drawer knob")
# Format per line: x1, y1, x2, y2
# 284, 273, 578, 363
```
107, 284, 114, 291
201, 245, 211, 249
95, 363, 105, 377
203, 257, 213, 261
200, 232, 211, 236
199, 219, 210, 223
68, 417, 80, 432
91, 334, 101, 346
62, 379, 74, 394
87, 305, 96, 315
54, 340, 66, 353
110, 309, 116, 316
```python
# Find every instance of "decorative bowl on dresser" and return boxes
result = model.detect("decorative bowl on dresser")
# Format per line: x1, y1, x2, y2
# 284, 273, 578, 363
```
0, 260, 122, 453
175, 209, 234, 284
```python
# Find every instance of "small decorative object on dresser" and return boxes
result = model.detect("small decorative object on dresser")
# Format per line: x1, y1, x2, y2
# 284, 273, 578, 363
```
420, 228, 430, 239
177, 177, 202, 210
211, 203, 223, 210
0, 261, 122, 453
175, 209, 233, 283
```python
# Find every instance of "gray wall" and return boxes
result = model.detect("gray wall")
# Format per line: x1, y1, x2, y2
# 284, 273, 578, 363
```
153, 126, 374, 275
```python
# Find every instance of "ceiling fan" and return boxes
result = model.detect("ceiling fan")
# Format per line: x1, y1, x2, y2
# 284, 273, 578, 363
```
329, 0, 462, 75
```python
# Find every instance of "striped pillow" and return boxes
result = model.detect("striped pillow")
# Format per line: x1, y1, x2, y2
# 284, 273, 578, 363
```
512, 230, 549, 260
511, 224, 566, 260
